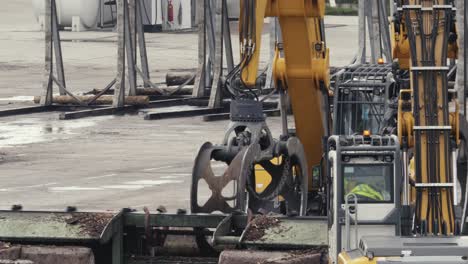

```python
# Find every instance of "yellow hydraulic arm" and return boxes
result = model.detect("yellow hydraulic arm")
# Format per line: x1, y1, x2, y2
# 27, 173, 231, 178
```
238, 0, 330, 191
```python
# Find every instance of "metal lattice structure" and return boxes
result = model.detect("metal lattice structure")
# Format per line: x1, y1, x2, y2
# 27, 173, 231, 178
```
334, 64, 395, 135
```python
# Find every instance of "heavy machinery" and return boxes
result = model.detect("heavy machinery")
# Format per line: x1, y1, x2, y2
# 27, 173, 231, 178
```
189, 0, 468, 263
0, 1, 468, 264
338, 0, 468, 263
0, 0, 333, 262
191, 0, 330, 218
328, 63, 402, 261
192, 0, 412, 263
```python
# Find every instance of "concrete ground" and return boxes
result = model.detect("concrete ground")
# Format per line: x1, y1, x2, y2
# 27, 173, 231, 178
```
0, 0, 358, 211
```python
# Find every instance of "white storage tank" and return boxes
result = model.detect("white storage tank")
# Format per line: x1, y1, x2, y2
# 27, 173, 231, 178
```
32, 0, 115, 31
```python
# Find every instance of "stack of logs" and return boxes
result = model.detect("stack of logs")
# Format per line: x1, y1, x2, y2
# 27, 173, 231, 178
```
33, 72, 194, 106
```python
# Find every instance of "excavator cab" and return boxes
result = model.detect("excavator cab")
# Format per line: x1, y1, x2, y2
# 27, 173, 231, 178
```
327, 53, 402, 263
328, 135, 401, 263
333, 63, 397, 136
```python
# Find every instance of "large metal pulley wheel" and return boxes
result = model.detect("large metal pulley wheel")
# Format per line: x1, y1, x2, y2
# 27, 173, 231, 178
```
190, 142, 250, 214
190, 142, 253, 255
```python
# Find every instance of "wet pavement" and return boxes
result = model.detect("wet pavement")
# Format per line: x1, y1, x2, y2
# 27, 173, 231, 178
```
0, 0, 358, 211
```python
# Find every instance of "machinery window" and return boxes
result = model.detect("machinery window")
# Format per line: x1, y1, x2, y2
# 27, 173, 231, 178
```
336, 90, 386, 135
342, 165, 393, 203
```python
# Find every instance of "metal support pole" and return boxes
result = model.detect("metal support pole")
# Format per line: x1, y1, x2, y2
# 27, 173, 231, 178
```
403, 149, 409, 206
136, 0, 151, 88
208, 0, 224, 108
367, 0, 379, 64
193, 0, 207, 97
112, 218, 123, 264
126, 0, 138, 96
265, 18, 279, 91
114, 0, 126, 107
205, 0, 216, 89
191, 0, 197, 26
356, 0, 366, 64
389, 0, 395, 16
41, 0, 54, 106
279, 87, 289, 138
378, 0, 392, 62
51, 0, 66, 95
129, 0, 137, 63
222, 0, 234, 73
453, 150, 459, 206
100, 0, 105, 28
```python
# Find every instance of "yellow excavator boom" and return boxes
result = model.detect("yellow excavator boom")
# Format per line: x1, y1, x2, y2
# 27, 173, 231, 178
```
239, 0, 330, 190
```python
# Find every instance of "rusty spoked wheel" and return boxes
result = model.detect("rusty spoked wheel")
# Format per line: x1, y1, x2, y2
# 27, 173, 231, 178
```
190, 142, 248, 214
190, 142, 251, 256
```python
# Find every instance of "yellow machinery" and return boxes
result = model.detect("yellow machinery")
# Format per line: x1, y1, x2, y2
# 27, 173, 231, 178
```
192, 0, 424, 263
191, 0, 331, 218
207, 0, 468, 263
339, 0, 468, 263
394, 0, 460, 237
1, 1, 468, 264
238, 0, 330, 192
392, 0, 459, 70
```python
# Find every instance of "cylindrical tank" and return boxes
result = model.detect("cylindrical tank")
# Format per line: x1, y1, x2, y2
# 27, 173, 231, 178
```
32, 0, 114, 29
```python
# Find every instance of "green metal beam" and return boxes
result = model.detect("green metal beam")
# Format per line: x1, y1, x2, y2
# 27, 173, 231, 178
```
123, 213, 248, 229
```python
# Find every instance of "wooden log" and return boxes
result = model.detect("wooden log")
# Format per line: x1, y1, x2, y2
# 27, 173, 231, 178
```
166, 72, 196, 86
85, 86, 194, 96
33, 95, 149, 106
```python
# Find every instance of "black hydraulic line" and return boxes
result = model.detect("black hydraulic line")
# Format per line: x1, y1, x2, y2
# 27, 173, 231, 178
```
377, 0, 383, 60
427, 14, 438, 232
445, 9, 456, 231
404, 8, 421, 230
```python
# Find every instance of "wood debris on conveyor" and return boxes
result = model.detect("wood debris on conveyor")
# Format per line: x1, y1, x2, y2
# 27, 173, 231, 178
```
65, 213, 114, 237
244, 215, 281, 241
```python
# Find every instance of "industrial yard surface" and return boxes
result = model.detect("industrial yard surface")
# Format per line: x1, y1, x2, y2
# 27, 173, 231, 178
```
0, 0, 357, 211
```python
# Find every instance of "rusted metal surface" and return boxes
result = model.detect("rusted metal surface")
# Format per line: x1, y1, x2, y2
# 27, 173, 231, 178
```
242, 217, 328, 249
0, 246, 95, 264
0, 211, 117, 243
123, 213, 247, 229
128, 256, 218, 264
219, 249, 326, 264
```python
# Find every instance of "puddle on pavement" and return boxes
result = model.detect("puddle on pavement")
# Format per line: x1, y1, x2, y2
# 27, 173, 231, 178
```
0, 96, 35, 102
124, 180, 184, 185
48, 179, 184, 193
0, 116, 112, 148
